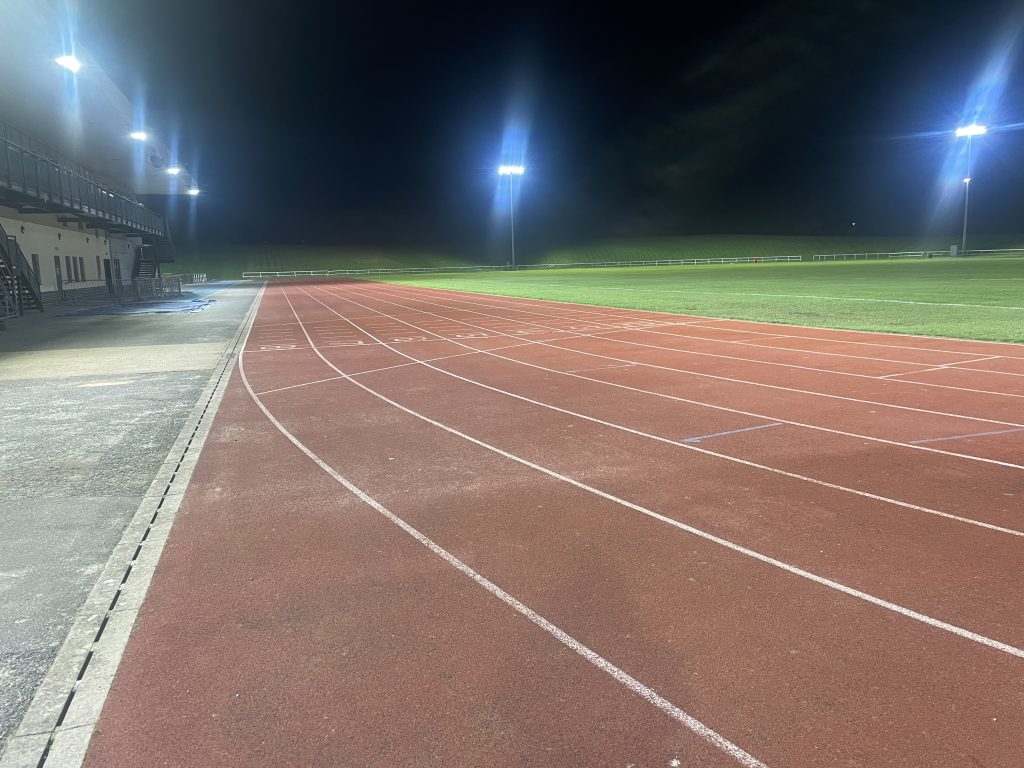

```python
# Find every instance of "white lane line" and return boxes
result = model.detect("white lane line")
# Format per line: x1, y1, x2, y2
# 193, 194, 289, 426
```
909, 427, 1024, 445
281, 286, 1024, 661
380, 280, 1024, 356
372, 285, 1021, 399
240, 302, 768, 768
878, 356, 1007, 379
307, 286, 1024, 536
566, 363, 638, 374
364, 284, 1024, 413
384, 289, 979, 367
337, 285, 1024, 470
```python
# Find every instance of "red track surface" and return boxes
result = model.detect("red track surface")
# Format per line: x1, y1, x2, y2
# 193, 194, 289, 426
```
86, 280, 1024, 767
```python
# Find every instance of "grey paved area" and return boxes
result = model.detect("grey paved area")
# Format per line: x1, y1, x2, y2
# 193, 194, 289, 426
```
0, 283, 258, 747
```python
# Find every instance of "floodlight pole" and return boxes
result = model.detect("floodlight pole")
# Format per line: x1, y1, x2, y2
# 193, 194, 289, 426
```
508, 176, 517, 270
961, 136, 973, 254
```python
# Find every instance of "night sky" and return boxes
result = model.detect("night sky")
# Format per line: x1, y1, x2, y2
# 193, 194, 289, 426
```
81, 0, 1024, 251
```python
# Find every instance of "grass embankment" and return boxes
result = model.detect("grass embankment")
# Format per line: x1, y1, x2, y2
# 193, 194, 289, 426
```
172, 245, 476, 280
380, 257, 1024, 343
534, 234, 1024, 263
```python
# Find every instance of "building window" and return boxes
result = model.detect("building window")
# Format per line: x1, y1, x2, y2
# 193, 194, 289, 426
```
78, 256, 86, 281
96, 255, 101, 278
66, 255, 74, 282
31, 254, 40, 280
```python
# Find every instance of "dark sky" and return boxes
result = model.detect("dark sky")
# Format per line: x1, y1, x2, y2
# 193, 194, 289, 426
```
81, 0, 1024, 251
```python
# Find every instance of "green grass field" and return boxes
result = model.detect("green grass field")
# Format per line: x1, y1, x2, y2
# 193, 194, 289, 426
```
380, 257, 1024, 343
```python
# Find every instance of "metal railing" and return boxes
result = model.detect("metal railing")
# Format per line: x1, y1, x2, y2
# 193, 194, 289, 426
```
241, 254, 803, 279
43, 276, 182, 306
811, 248, 1024, 261
0, 132, 165, 237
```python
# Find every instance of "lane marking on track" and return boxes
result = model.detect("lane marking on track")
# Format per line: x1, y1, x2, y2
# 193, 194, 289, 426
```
307, 286, 1024, 535
681, 423, 784, 444
375, 285, 1022, 399
334, 285, 1024, 470
878, 356, 1005, 379
387, 281, 1024, 356
369, 282, 1024, 409
566, 363, 638, 374
239, 304, 769, 768
279, 286, 1024, 660
908, 427, 1024, 445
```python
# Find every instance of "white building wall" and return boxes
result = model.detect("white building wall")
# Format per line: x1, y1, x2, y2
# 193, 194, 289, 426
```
0, 206, 137, 291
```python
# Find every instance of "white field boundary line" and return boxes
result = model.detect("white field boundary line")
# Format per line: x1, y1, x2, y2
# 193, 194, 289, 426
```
374, 284, 1022, 396
238, 299, 769, 768
369, 279, 1024, 354
355, 284, 1024, 418
450, 278, 1024, 311
0, 285, 265, 768
305, 286, 1024, 537
389, 285, 1022, 375
336, 285, 1024, 470
280, 286, 1024, 664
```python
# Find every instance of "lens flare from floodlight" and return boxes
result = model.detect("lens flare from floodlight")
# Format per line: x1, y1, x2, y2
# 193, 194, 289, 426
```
166, 166, 181, 175
187, 187, 200, 196
498, 164, 525, 175
955, 123, 988, 138
54, 55, 81, 73
129, 131, 148, 141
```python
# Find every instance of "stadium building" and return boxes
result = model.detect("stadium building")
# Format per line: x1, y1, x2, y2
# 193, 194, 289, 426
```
0, 0, 195, 320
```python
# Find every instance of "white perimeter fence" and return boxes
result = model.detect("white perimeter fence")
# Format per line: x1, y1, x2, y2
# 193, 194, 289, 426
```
241, 249, 1024, 279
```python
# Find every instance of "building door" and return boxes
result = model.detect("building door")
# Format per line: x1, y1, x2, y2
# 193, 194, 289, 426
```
53, 255, 63, 293
103, 258, 112, 291
30, 254, 40, 280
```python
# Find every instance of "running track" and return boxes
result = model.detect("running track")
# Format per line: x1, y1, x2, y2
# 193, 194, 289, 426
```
86, 279, 1024, 767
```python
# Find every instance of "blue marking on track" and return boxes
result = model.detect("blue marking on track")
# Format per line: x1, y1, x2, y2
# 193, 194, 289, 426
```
681, 422, 784, 444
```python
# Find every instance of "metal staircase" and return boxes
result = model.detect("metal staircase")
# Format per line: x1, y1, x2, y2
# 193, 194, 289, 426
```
0, 220, 43, 318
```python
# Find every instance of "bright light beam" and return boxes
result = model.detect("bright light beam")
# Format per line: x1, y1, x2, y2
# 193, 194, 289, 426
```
54, 55, 81, 73
954, 123, 988, 138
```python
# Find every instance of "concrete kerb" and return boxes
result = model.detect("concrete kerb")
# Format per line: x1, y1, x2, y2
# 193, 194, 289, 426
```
0, 285, 263, 768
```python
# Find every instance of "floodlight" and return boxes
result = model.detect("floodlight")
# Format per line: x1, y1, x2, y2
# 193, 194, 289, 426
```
498, 164, 525, 175
54, 55, 81, 73
187, 187, 200, 196
954, 123, 987, 138
963, 177, 972, 184
165, 166, 181, 175
129, 131, 148, 141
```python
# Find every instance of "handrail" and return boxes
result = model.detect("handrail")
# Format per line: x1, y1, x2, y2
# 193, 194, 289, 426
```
0, 134, 165, 237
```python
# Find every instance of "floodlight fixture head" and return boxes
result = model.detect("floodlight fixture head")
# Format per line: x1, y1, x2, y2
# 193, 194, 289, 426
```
129, 131, 148, 141
955, 123, 988, 138
498, 164, 525, 176
165, 166, 181, 176
54, 55, 81, 73
187, 187, 200, 196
